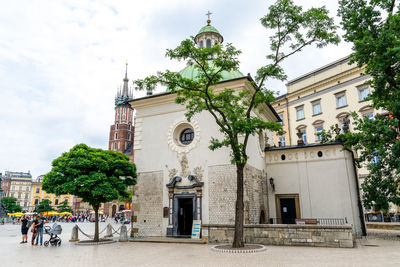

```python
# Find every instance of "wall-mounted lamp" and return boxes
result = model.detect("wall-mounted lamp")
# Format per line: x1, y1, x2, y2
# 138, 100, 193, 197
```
269, 177, 275, 192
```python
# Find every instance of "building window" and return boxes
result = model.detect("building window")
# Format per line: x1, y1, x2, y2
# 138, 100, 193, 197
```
214, 40, 218, 45
34, 199, 39, 205
199, 40, 204, 48
371, 151, 380, 164
128, 133, 131, 140
24, 202, 27, 207
296, 106, 305, 120
128, 124, 131, 130
18, 193, 21, 198
123, 114, 126, 120
116, 124, 119, 130
278, 113, 284, 125
364, 112, 374, 120
55, 199, 59, 205
358, 86, 370, 101
115, 133, 118, 140
12, 186, 15, 190
279, 136, 286, 147
315, 126, 323, 141
36, 187, 40, 193
118, 142, 120, 150
180, 128, 194, 145
336, 93, 347, 108
301, 129, 307, 143
312, 101, 322, 115
206, 39, 211, 48
64, 198, 68, 202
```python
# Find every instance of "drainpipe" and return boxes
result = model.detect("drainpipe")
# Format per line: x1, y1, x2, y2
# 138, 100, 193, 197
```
345, 147, 367, 236
285, 96, 292, 145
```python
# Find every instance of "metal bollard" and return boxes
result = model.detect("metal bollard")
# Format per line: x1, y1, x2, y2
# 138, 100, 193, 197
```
69, 225, 79, 242
119, 225, 128, 242
104, 224, 113, 238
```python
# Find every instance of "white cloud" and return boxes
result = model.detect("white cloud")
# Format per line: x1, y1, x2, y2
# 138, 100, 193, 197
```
0, 0, 352, 177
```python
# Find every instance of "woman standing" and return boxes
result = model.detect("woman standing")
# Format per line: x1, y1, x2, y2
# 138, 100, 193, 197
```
31, 216, 39, 245
19, 215, 29, 244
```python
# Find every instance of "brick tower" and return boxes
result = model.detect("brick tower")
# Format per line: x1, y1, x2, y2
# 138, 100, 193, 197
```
108, 63, 134, 161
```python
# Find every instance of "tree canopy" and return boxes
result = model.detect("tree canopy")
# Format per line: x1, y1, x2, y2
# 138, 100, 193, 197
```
43, 144, 137, 241
57, 200, 73, 213
34, 199, 54, 213
135, 0, 339, 247
332, 0, 400, 211
1, 197, 22, 213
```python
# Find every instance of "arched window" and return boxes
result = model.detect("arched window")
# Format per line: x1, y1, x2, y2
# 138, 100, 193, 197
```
214, 40, 218, 45
55, 199, 59, 205
116, 124, 119, 130
128, 133, 131, 140
34, 199, 39, 205
206, 39, 211, 48
199, 40, 204, 48
115, 133, 118, 140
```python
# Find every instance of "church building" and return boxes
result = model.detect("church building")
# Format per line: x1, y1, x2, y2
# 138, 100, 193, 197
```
128, 19, 365, 243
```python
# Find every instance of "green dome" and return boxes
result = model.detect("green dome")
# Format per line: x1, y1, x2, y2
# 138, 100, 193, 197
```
198, 25, 220, 35
179, 61, 244, 82
195, 24, 223, 43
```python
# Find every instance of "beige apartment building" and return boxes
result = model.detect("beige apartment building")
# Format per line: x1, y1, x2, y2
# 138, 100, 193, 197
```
5, 171, 33, 212
272, 56, 374, 178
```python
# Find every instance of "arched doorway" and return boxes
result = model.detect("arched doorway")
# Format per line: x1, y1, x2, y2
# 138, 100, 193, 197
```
112, 205, 117, 217
259, 210, 266, 224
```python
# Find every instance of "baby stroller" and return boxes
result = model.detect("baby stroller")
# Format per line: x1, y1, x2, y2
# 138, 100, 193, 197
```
43, 223, 62, 247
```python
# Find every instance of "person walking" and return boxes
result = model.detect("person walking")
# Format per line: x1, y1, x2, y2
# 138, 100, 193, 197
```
35, 213, 46, 246
19, 215, 29, 244
31, 216, 39, 245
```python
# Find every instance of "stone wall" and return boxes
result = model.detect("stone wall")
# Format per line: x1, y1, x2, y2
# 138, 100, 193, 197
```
208, 164, 267, 225
203, 224, 354, 248
133, 171, 163, 237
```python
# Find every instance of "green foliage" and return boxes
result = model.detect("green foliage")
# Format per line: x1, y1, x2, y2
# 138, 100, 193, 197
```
57, 200, 73, 213
43, 144, 137, 241
1, 197, 22, 213
43, 144, 136, 208
34, 199, 54, 213
336, 0, 400, 211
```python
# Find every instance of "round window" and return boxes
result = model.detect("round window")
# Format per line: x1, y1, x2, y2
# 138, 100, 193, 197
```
180, 128, 194, 145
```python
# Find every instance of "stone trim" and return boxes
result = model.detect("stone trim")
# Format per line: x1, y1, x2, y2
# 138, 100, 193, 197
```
203, 224, 354, 248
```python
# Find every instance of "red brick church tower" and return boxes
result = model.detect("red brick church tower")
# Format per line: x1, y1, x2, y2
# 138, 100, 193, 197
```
108, 63, 134, 161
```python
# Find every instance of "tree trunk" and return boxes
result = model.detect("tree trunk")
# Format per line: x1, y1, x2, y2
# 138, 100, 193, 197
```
232, 164, 245, 248
94, 206, 99, 242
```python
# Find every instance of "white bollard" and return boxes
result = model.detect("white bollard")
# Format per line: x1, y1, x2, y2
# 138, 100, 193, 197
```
104, 224, 113, 238
119, 225, 128, 242
69, 225, 79, 242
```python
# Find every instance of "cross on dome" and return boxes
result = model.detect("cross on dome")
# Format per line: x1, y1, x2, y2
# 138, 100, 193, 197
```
205, 11, 212, 25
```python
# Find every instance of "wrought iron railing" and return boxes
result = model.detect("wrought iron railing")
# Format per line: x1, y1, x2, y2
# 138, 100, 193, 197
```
268, 217, 347, 225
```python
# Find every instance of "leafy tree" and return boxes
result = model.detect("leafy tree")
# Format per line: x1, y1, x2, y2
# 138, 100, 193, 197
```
330, 0, 400, 211
57, 200, 73, 213
34, 199, 54, 213
134, 0, 339, 247
43, 144, 137, 242
1, 197, 22, 213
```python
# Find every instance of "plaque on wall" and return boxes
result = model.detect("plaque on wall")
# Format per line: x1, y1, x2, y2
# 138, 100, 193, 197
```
163, 207, 169, 218
191, 220, 201, 239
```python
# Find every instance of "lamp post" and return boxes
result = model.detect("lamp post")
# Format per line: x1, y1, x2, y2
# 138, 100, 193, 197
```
269, 177, 275, 192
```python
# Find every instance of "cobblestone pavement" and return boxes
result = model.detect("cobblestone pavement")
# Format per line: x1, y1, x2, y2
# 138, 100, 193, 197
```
1, 222, 400, 267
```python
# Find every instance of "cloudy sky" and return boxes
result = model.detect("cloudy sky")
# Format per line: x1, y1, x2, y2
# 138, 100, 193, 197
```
0, 0, 352, 177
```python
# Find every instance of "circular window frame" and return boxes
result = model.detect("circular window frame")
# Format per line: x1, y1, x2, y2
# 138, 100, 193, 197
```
168, 118, 200, 153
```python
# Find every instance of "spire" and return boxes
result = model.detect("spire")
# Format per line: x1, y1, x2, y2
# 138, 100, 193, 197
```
122, 62, 129, 96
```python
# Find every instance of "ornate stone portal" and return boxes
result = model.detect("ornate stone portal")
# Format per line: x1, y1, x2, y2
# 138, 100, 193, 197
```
166, 154, 204, 237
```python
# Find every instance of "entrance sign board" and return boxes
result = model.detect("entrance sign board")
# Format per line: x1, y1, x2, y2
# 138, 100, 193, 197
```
191, 220, 201, 239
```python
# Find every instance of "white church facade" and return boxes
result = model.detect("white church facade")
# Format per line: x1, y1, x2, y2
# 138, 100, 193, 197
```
129, 21, 365, 243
